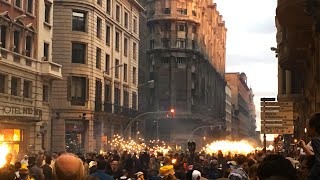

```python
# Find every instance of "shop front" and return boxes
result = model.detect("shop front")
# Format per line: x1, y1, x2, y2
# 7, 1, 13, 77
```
65, 120, 86, 153
0, 105, 43, 160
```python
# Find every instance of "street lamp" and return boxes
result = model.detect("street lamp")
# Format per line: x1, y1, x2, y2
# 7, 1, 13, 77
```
138, 80, 154, 88
103, 64, 124, 74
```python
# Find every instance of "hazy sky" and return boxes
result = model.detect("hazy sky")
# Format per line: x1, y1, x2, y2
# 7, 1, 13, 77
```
214, 0, 278, 131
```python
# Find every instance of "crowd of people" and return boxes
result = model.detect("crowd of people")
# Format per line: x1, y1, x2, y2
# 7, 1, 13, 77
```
0, 112, 319, 180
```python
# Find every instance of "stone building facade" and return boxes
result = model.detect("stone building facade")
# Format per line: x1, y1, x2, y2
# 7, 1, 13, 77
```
225, 73, 256, 139
0, 0, 62, 155
140, 0, 227, 142
275, 0, 320, 139
225, 84, 232, 139
51, 0, 144, 153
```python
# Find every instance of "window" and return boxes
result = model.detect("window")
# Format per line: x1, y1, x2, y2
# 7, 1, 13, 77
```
72, 11, 86, 32
45, 3, 51, 23
163, 22, 171, 31
133, 17, 137, 33
178, 24, 186, 31
27, 0, 33, 14
44, 42, 49, 61
123, 63, 127, 82
133, 67, 137, 84
97, 17, 102, 38
192, 10, 197, 16
105, 54, 110, 74
13, 31, 20, 53
115, 59, 120, 78
124, 12, 128, 28
106, 0, 111, 14
0, 26, 6, 48
115, 31, 120, 51
15, 0, 21, 8
43, 85, 49, 102
23, 80, 32, 98
132, 92, 137, 110
114, 86, 120, 105
150, 40, 155, 49
192, 25, 197, 33
161, 58, 169, 64
70, 76, 87, 106
149, 25, 155, 33
176, 57, 184, 64
177, 39, 186, 48
162, 38, 170, 48
0, 74, 5, 93
177, 9, 187, 15
192, 40, 196, 49
164, 8, 171, 14
106, 25, 111, 45
96, 47, 101, 69
11, 77, 20, 96
116, 5, 120, 22
104, 83, 111, 102
97, 0, 102, 6
123, 90, 129, 107
124, 37, 128, 56
72, 43, 86, 64
25, 36, 32, 57
133, 42, 137, 60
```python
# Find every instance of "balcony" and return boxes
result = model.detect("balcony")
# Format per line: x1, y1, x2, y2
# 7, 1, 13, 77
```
0, 48, 38, 71
147, 14, 200, 24
103, 102, 142, 118
41, 61, 62, 79
276, 0, 313, 26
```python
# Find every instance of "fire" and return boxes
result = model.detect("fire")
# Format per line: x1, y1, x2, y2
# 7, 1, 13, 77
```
203, 140, 256, 156
0, 143, 10, 168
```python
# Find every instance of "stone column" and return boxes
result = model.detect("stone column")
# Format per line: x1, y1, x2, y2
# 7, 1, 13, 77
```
86, 119, 94, 153
285, 70, 292, 94
278, 66, 283, 95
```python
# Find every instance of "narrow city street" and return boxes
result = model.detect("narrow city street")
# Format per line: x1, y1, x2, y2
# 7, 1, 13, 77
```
0, 0, 319, 179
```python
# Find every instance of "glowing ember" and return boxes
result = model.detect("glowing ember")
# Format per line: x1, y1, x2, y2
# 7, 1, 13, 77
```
0, 143, 10, 168
203, 140, 256, 156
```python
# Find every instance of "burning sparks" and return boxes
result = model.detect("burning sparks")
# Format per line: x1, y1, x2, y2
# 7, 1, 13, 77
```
203, 140, 256, 156
0, 143, 10, 168
108, 135, 172, 155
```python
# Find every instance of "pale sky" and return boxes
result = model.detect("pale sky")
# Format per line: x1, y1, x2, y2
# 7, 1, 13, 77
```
214, 0, 278, 131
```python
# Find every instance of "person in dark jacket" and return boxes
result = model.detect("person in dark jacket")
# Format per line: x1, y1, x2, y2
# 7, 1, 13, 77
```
41, 155, 52, 180
90, 160, 114, 180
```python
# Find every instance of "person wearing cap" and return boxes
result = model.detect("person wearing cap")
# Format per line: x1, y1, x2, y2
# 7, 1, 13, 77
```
16, 164, 35, 180
21, 155, 29, 166
135, 171, 144, 180
159, 165, 175, 176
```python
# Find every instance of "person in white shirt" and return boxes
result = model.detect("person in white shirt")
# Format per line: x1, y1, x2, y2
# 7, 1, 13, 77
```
20, 155, 28, 166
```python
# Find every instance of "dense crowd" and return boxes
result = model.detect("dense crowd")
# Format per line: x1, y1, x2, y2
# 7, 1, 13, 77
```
0, 112, 319, 180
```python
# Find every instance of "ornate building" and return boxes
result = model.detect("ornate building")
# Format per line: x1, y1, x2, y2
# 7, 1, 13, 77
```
0, 0, 62, 155
275, 0, 319, 139
140, 0, 227, 142
51, 0, 144, 153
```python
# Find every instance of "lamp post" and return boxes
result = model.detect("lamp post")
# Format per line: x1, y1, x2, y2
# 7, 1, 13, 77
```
103, 64, 124, 74
123, 110, 172, 139
190, 124, 223, 139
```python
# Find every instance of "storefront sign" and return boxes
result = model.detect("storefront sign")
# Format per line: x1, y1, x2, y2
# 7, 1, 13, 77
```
0, 106, 42, 118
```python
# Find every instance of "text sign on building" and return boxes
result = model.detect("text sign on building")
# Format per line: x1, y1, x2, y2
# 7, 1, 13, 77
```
260, 99, 294, 134
261, 126, 294, 134
261, 102, 293, 107
261, 112, 293, 120
0, 106, 42, 118
261, 106, 293, 112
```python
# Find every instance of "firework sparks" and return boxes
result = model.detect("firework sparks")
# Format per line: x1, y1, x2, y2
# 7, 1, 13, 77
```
0, 143, 10, 168
203, 140, 256, 156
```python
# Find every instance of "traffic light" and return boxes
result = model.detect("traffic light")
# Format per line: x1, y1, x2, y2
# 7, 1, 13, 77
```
166, 108, 175, 118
